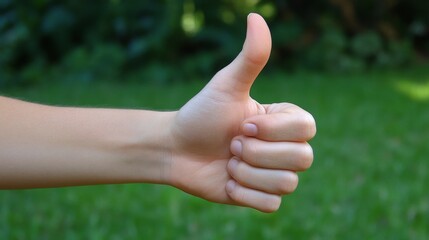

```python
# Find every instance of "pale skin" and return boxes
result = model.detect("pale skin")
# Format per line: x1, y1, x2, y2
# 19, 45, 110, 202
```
0, 14, 316, 213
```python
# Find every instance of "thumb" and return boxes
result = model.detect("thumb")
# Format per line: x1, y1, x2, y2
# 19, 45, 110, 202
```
211, 13, 271, 96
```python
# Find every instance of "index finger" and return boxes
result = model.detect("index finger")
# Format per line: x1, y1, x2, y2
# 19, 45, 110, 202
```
242, 106, 316, 142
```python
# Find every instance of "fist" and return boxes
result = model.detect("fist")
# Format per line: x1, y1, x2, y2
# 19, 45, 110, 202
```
226, 103, 316, 212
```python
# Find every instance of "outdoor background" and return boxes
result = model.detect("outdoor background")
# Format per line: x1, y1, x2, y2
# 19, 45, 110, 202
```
1, 0, 429, 239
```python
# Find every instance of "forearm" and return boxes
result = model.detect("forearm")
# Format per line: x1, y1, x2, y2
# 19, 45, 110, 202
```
0, 97, 174, 189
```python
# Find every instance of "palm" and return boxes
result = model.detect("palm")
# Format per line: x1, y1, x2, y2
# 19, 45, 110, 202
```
171, 84, 264, 203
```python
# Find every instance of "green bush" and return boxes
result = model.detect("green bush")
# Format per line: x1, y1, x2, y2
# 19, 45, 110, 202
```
351, 31, 382, 59
0, 0, 427, 86
58, 44, 126, 83
302, 28, 348, 70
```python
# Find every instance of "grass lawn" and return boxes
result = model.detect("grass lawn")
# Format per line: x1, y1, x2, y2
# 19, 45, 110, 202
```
1, 67, 429, 239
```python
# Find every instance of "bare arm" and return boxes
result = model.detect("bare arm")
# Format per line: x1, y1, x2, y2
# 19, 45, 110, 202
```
0, 14, 316, 212
0, 96, 175, 188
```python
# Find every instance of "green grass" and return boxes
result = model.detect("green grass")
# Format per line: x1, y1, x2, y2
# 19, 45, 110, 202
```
1, 67, 429, 239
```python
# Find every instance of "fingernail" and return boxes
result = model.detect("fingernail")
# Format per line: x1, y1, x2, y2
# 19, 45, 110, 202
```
243, 123, 258, 136
230, 140, 242, 157
226, 180, 236, 194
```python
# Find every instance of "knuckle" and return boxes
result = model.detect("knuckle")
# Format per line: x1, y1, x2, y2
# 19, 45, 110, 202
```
278, 172, 299, 194
243, 51, 267, 68
283, 103, 301, 112
304, 113, 317, 139
263, 195, 282, 213
298, 143, 314, 170
297, 113, 316, 140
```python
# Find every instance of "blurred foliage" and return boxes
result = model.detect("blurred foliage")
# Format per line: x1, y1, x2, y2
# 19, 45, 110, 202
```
0, 0, 428, 86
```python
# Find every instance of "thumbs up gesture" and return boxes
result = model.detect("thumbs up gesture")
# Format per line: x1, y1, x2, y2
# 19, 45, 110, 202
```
169, 13, 316, 212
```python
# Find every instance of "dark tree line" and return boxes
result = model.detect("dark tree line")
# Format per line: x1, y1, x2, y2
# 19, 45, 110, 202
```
1, 0, 428, 86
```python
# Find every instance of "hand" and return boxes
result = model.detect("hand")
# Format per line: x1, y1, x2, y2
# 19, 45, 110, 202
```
168, 13, 316, 212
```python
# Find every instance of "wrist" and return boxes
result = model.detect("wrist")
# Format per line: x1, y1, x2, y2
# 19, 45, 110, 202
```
115, 110, 176, 185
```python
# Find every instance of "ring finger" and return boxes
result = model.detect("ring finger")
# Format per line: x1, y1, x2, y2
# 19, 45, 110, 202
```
227, 157, 299, 195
